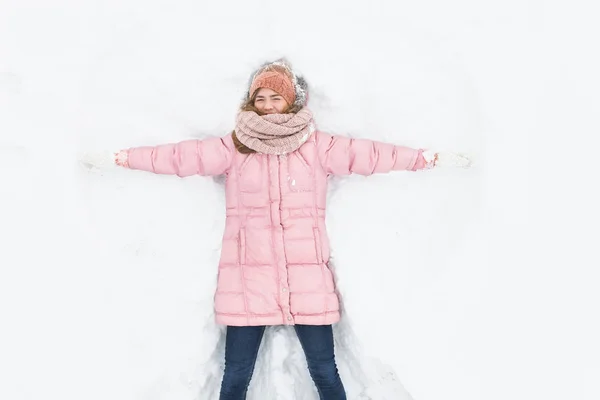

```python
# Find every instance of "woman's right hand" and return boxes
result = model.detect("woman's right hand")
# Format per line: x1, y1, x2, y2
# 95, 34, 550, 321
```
114, 150, 129, 167
78, 149, 126, 170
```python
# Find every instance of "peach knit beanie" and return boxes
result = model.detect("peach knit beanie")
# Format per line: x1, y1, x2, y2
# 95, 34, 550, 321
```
244, 59, 308, 108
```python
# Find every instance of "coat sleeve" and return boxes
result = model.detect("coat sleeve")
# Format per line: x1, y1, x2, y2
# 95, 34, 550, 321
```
121, 135, 234, 177
315, 131, 428, 176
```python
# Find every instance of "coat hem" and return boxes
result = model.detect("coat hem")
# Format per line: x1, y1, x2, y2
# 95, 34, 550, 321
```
215, 311, 340, 326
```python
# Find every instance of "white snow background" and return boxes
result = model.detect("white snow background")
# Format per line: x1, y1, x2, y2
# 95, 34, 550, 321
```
1, 0, 598, 399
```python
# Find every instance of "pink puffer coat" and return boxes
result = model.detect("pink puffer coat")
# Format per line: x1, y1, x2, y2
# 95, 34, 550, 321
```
123, 130, 427, 326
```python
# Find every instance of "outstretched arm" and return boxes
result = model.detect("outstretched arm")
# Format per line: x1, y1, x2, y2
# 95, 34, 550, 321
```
315, 131, 430, 176
314, 131, 471, 176
115, 135, 234, 177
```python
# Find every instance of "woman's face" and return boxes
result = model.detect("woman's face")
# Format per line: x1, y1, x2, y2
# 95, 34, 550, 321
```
254, 88, 289, 114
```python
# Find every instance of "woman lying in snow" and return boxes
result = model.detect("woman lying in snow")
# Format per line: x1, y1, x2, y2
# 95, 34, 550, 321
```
81, 59, 471, 399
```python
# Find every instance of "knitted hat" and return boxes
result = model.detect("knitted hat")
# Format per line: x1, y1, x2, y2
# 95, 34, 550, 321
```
244, 59, 309, 108
249, 67, 296, 105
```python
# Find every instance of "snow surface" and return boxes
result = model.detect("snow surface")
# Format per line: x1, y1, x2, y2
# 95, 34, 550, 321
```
1, 1, 599, 400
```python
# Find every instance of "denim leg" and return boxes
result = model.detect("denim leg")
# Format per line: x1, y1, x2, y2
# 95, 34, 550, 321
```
294, 324, 347, 400
219, 325, 266, 400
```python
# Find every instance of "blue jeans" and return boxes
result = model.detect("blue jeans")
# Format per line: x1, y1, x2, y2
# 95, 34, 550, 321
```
219, 324, 346, 399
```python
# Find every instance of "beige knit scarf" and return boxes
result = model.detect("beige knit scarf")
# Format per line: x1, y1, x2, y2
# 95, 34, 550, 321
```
235, 107, 315, 155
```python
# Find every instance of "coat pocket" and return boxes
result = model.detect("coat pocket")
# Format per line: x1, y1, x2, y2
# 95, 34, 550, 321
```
313, 227, 323, 264
238, 228, 247, 265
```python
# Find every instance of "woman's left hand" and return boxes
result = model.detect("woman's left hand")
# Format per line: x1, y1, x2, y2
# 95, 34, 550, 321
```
423, 150, 472, 168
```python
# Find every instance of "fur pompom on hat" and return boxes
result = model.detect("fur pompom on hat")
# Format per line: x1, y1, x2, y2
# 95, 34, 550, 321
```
244, 59, 309, 108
